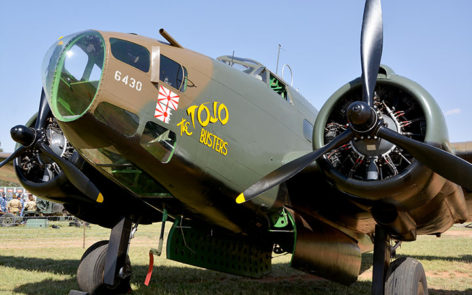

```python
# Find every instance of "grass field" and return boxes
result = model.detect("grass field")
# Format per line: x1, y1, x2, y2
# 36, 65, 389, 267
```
0, 222, 471, 295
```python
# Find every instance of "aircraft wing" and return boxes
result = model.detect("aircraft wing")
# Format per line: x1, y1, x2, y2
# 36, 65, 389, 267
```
451, 142, 472, 221
451, 141, 472, 163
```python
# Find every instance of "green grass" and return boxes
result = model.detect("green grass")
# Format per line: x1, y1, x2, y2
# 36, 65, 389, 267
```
0, 222, 472, 294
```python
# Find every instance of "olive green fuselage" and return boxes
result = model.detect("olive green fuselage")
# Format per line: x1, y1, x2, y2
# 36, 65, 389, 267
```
53, 31, 316, 233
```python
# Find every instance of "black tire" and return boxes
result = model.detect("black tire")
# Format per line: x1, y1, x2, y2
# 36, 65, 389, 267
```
77, 243, 131, 295
385, 257, 428, 295
79, 240, 109, 262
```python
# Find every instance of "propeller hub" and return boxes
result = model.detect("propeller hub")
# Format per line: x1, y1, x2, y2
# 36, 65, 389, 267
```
347, 101, 377, 133
10, 125, 37, 147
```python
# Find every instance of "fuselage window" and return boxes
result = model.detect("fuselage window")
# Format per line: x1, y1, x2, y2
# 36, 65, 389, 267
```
160, 55, 188, 92
110, 38, 150, 72
303, 119, 313, 143
269, 74, 288, 100
140, 121, 177, 164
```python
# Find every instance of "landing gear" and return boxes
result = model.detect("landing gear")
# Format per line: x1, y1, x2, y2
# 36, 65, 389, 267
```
76, 217, 133, 295
372, 225, 428, 295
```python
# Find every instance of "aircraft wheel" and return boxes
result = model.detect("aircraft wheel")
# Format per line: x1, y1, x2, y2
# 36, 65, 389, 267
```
77, 242, 131, 295
385, 257, 428, 295
79, 240, 109, 262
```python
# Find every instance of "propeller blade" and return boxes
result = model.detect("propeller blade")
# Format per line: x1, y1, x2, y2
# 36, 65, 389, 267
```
38, 143, 104, 203
0, 146, 26, 168
377, 126, 472, 191
35, 89, 51, 129
236, 129, 353, 204
360, 0, 383, 106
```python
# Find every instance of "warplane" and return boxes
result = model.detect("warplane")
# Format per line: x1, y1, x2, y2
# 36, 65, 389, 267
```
1, 0, 472, 294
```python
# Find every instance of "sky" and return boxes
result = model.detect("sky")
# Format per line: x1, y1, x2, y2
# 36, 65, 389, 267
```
0, 1, 471, 153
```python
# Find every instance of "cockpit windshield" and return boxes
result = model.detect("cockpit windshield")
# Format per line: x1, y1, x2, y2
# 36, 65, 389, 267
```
217, 56, 267, 82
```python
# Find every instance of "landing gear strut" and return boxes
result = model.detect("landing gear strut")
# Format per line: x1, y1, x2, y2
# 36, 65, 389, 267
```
371, 225, 428, 295
76, 217, 133, 295
372, 225, 391, 294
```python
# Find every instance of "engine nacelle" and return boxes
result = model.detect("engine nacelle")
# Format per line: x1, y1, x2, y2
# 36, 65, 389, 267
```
313, 66, 450, 208
13, 113, 86, 203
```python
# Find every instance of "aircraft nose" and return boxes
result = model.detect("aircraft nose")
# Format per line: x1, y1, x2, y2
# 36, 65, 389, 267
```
41, 30, 105, 122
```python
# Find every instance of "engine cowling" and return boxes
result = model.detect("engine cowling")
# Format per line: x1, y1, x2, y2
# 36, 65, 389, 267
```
313, 66, 450, 207
13, 113, 85, 202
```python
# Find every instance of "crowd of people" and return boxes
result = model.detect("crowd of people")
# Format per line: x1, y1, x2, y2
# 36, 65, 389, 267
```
0, 192, 37, 216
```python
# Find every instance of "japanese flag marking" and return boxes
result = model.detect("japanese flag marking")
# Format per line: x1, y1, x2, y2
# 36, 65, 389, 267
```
154, 101, 171, 123
154, 85, 180, 123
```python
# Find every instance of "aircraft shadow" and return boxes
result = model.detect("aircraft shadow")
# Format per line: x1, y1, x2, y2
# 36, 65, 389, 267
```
407, 254, 472, 263
361, 253, 472, 268
0, 255, 78, 275
3, 255, 472, 295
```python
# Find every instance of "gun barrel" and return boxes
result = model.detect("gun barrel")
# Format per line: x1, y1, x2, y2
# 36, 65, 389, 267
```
159, 29, 183, 48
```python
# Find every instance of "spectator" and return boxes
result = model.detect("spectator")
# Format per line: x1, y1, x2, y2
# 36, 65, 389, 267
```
19, 194, 26, 216
0, 193, 6, 212
24, 194, 37, 212
5, 192, 12, 202
8, 195, 22, 216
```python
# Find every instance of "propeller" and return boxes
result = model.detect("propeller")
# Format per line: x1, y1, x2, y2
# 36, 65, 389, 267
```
236, 0, 472, 204
377, 127, 472, 191
0, 89, 104, 203
360, 0, 383, 106
236, 129, 353, 204
35, 89, 51, 129
38, 142, 104, 203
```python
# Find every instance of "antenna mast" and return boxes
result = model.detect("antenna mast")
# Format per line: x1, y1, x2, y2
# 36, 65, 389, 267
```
276, 44, 282, 74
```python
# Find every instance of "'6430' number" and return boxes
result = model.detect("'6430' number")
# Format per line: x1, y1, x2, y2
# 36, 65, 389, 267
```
114, 70, 142, 91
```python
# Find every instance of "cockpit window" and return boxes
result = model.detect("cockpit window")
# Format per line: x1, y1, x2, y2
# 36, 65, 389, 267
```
269, 74, 288, 100
217, 55, 290, 101
160, 55, 188, 91
110, 38, 150, 72
217, 56, 262, 76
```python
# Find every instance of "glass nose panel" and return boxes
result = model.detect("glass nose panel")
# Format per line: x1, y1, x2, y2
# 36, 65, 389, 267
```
64, 45, 89, 80
42, 31, 105, 122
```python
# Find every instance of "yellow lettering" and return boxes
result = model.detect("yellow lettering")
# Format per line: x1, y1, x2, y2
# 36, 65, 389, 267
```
218, 103, 229, 125
210, 102, 219, 123
197, 128, 228, 156
177, 118, 192, 136
198, 104, 210, 127
181, 101, 230, 156
187, 105, 198, 129
199, 128, 206, 144
206, 130, 213, 147
221, 141, 228, 156
212, 133, 217, 150
184, 101, 229, 130
214, 137, 220, 152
